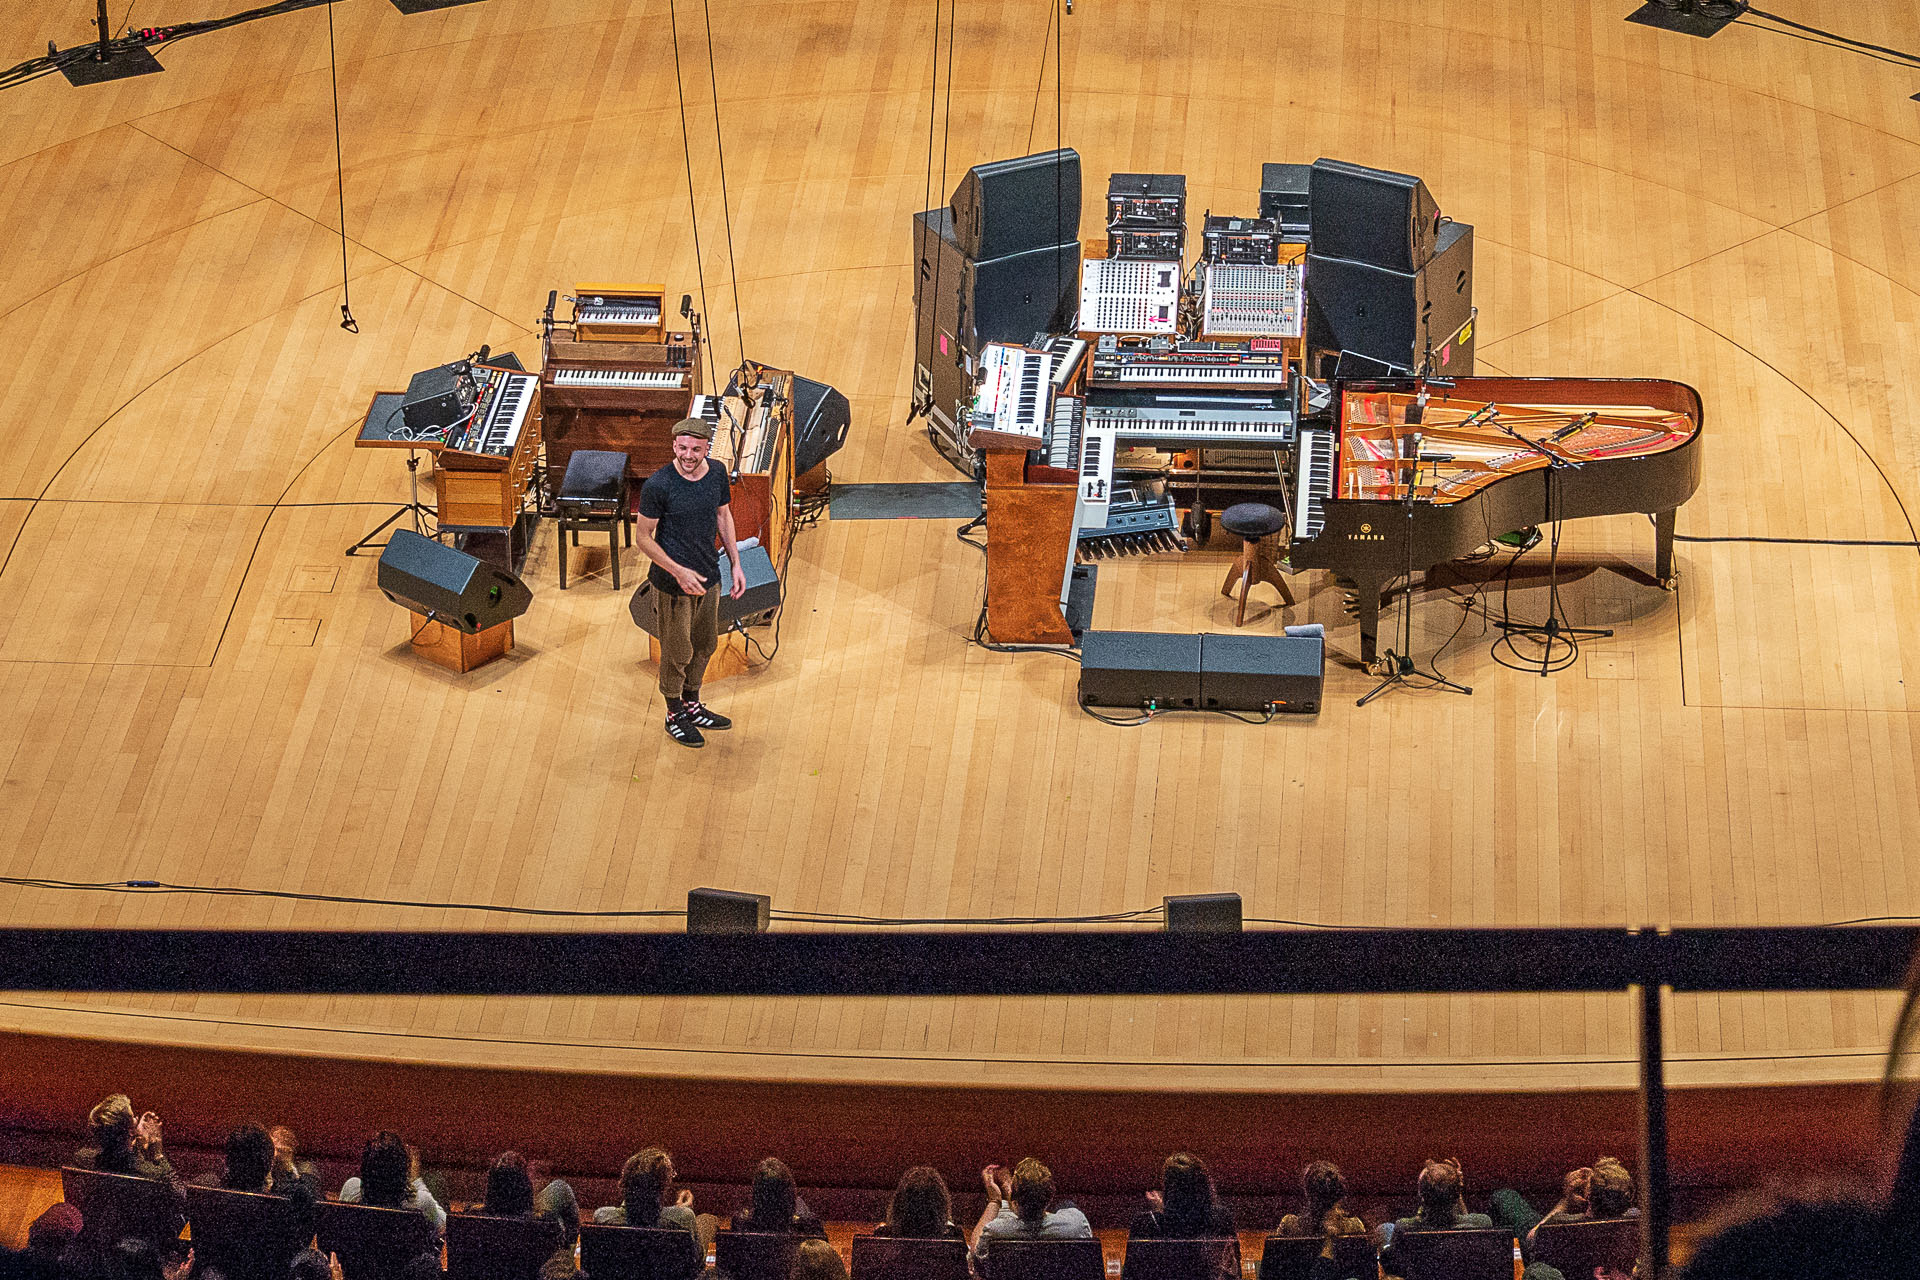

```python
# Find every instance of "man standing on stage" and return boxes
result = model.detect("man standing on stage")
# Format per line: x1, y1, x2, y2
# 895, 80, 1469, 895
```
635, 417, 746, 748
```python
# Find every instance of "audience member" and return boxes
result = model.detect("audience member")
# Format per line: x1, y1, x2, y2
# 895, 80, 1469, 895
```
971, 1159, 1092, 1265
268, 1128, 321, 1199
872, 1167, 964, 1240
102, 1239, 190, 1280
338, 1131, 447, 1235
729, 1159, 826, 1238
1679, 1182, 1890, 1280
594, 1147, 696, 1229
72, 1095, 178, 1186
2, 1203, 85, 1280
1490, 1156, 1638, 1257
286, 1251, 339, 1280
196, 1124, 275, 1194
789, 1239, 846, 1280
1129, 1152, 1235, 1238
1390, 1159, 1491, 1234
479, 1151, 580, 1244
1277, 1162, 1365, 1238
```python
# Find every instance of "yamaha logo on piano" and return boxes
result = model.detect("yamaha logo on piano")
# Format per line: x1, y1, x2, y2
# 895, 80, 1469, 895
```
1347, 522, 1386, 542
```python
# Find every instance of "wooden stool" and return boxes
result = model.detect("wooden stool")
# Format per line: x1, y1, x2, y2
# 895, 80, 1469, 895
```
1219, 502, 1294, 625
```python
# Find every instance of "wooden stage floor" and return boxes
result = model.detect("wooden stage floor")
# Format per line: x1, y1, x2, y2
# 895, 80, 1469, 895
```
2, 0, 1919, 1119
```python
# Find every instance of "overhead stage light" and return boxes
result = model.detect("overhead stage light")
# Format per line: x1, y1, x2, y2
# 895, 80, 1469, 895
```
1624, 1, 1742, 38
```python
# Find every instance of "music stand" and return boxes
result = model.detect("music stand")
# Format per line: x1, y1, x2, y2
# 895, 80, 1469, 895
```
347, 391, 439, 556
1357, 400, 1471, 706
1489, 411, 1610, 674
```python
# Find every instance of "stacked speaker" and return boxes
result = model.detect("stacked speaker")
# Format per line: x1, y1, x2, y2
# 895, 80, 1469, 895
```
912, 149, 1082, 469
1304, 158, 1475, 378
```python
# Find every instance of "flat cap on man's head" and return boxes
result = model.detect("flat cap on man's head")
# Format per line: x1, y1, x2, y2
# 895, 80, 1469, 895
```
671, 417, 713, 441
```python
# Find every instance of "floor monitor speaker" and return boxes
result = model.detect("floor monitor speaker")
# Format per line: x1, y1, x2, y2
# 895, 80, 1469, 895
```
1164, 892, 1244, 933
377, 529, 531, 634
790, 375, 850, 476
1309, 158, 1441, 272
687, 887, 770, 934
1079, 631, 1202, 711
1199, 632, 1324, 714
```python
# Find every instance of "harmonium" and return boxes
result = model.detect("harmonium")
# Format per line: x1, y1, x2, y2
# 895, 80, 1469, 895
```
432, 363, 541, 528
690, 364, 795, 567
541, 281, 700, 485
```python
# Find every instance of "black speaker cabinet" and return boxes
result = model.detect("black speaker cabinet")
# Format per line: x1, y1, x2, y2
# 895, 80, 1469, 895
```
401, 363, 463, 433
1306, 219, 1473, 374
1079, 631, 1202, 711
628, 545, 780, 635
913, 207, 1081, 467
377, 528, 532, 634
790, 375, 850, 476
1164, 892, 1243, 933
950, 148, 1082, 260
1199, 632, 1324, 714
687, 887, 770, 934
1309, 158, 1442, 272
1259, 162, 1312, 232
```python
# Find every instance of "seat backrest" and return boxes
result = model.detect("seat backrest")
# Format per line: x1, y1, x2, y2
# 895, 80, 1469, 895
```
315, 1199, 438, 1280
578, 1223, 704, 1280
1120, 1237, 1241, 1280
714, 1231, 803, 1280
1529, 1218, 1639, 1278
61, 1166, 185, 1253
1384, 1227, 1514, 1280
1257, 1234, 1376, 1280
185, 1185, 314, 1280
446, 1213, 563, 1280
982, 1238, 1107, 1280
850, 1235, 970, 1280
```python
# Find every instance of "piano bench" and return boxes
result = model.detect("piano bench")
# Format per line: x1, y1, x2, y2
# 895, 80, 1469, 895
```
556, 449, 632, 589
1218, 502, 1294, 626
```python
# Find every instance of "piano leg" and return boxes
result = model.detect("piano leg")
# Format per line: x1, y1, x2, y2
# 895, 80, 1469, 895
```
1653, 507, 1678, 588
1355, 576, 1384, 666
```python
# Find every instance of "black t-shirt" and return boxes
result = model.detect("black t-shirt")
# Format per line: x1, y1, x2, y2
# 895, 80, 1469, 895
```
639, 461, 732, 595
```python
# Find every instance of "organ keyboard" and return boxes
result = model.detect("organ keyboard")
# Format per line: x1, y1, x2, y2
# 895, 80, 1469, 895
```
571, 282, 667, 343
433, 364, 542, 528
550, 368, 687, 389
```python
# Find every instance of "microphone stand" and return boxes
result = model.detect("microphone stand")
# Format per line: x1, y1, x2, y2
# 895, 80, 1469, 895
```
1490, 413, 1610, 674
1357, 409, 1473, 706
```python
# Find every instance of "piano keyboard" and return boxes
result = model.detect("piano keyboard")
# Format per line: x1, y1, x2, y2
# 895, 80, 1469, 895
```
447, 367, 537, 455
551, 368, 686, 389
1044, 396, 1084, 470
1091, 360, 1289, 386
573, 303, 661, 324
1294, 426, 1335, 539
1084, 404, 1293, 442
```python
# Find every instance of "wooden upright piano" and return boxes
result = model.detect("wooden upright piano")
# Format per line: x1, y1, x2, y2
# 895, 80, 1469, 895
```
540, 327, 700, 486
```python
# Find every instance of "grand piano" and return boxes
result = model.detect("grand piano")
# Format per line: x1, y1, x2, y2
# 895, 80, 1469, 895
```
1289, 376, 1704, 663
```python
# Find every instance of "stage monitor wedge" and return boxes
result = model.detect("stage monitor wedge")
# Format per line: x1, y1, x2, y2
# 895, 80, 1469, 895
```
1309, 158, 1442, 273
377, 529, 531, 634
950, 149, 1082, 261
790, 375, 850, 476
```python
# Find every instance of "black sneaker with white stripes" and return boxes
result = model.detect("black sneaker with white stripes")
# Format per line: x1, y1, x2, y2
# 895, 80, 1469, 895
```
681, 700, 731, 730
665, 710, 705, 748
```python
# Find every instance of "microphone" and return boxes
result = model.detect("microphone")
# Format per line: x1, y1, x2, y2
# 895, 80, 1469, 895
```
1548, 411, 1597, 443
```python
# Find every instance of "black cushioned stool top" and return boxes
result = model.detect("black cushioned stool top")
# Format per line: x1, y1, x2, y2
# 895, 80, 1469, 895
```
1221, 502, 1286, 539
559, 449, 629, 504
